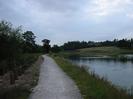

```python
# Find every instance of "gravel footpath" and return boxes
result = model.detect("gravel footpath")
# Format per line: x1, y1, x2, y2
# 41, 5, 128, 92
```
29, 55, 82, 99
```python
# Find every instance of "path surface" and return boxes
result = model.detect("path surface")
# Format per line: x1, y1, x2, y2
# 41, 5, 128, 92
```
29, 55, 82, 99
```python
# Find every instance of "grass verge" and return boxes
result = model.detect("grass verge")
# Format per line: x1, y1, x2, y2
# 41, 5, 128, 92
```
53, 56, 133, 99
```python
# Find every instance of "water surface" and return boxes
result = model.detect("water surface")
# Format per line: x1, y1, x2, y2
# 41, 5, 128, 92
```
70, 56, 133, 91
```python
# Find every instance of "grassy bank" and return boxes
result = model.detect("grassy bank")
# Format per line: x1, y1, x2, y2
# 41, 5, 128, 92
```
53, 56, 133, 99
78, 46, 133, 56
0, 53, 42, 99
55, 46, 133, 58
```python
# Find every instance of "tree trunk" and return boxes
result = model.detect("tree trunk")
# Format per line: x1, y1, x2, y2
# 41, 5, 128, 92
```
10, 71, 15, 84
14, 69, 18, 80
13, 60, 18, 80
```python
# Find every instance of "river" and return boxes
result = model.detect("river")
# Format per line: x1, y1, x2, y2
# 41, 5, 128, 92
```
70, 55, 133, 93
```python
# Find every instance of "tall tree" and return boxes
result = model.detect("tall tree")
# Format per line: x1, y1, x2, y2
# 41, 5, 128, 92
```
23, 31, 36, 52
23, 31, 36, 45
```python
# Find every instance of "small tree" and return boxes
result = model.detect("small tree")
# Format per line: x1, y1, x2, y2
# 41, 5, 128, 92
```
42, 39, 50, 53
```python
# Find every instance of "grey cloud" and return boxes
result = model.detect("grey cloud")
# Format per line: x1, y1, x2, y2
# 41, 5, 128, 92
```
0, 0, 133, 45
31, 0, 87, 13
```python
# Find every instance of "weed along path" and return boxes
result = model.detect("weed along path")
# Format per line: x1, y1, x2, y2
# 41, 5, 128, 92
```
29, 55, 82, 99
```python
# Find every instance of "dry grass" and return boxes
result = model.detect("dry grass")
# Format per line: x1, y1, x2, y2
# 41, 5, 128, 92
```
0, 54, 43, 99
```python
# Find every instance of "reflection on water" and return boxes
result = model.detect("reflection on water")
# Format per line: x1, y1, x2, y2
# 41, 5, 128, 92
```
119, 54, 133, 60
70, 56, 133, 92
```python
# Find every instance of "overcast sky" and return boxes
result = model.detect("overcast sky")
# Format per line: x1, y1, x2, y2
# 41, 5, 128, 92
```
0, 0, 133, 45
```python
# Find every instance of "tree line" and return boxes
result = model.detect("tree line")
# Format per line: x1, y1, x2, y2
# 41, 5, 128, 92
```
51, 39, 133, 52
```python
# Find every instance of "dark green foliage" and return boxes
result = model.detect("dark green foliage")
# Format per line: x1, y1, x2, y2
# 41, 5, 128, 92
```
0, 20, 42, 84
35, 44, 44, 53
15, 53, 41, 75
62, 41, 89, 50
51, 45, 61, 53
23, 31, 36, 45
59, 39, 133, 51
0, 21, 23, 83
0, 21, 23, 61
0, 87, 30, 99
116, 39, 133, 48
0, 20, 42, 98
22, 31, 41, 53
42, 39, 51, 53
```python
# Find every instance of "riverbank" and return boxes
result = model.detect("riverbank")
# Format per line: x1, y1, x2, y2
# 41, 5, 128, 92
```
55, 46, 133, 58
52, 56, 133, 99
0, 54, 42, 99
